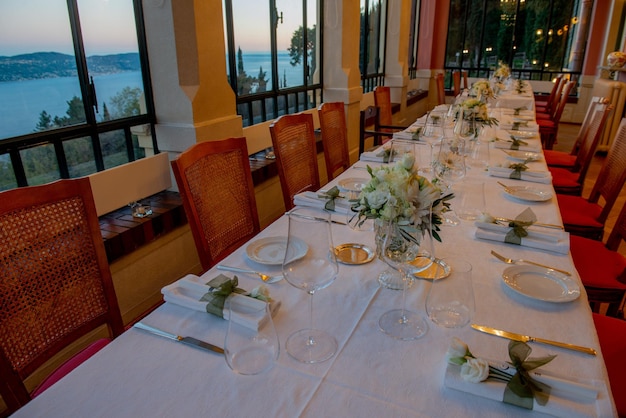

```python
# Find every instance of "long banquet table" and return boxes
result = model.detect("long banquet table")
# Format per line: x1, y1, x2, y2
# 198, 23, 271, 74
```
13, 107, 617, 418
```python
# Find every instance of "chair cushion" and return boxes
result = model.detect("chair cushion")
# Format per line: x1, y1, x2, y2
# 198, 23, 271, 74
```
31, 338, 111, 397
536, 118, 556, 128
571, 235, 626, 288
556, 194, 603, 228
592, 313, 626, 417
544, 150, 576, 168
535, 112, 552, 120
549, 167, 580, 187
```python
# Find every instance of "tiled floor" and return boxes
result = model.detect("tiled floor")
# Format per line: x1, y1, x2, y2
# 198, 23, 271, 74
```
553, 123, 626, 256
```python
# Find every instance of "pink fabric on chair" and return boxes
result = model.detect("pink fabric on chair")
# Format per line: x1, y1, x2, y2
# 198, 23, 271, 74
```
31, 338, 111, 397
592, 313, 626, 417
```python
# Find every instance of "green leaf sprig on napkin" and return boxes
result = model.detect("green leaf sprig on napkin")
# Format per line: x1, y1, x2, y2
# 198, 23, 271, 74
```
508, 161, 528, 179
446, 337, 556, 410
513, 107, 524, 116
508, 136, 528, 150
481, 207, 537, 244
376, 147, 395, 163
200, 274, 271, 317
318, 185, 342, 211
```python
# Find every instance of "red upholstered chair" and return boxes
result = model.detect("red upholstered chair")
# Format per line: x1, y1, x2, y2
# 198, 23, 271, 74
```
318, 102, 350, 181
538, 80, 575, 150
535, 75, 563, 114
549, 100, 613, 195
545, 97, 604, 168
171, 137, 260, 272
0, 178, 124, 415
592, 313, 626, 417
570, 200, 626, 316
270, 113, 321, 211
557, 118, 626, 240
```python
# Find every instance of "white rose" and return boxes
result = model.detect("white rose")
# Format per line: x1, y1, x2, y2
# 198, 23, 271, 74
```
249, 285, 271, 302
460, 357, 490, 383
400, 153, 415, 170
446, 337, 470, 365
478, 212, 496, 223
364, 189, 389, 210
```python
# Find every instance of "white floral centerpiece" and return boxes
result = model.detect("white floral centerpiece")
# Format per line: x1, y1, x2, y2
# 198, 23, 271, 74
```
460, 98, 499, 129
471, 79, 495, 102
493, 61, 511, 80
349, 153, 452, 243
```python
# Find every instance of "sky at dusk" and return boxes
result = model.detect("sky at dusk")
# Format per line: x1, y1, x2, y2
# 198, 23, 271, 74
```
0, 0, 316, 57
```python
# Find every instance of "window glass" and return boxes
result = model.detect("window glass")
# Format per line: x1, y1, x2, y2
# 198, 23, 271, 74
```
21, 144, 60, 186
77, 0, 146, 121
360, 0, 387, 91
0, 155, 17, 191
232, 0, 272, 95
101, 129, 129, 169
63, 136, 97, 177
0, 0, 83, 139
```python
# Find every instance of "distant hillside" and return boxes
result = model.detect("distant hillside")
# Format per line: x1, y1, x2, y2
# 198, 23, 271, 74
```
0, 52, 141, 82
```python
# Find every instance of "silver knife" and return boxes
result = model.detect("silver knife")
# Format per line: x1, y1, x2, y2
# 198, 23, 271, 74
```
471, 324, 597, 356
133, 322, 224, 355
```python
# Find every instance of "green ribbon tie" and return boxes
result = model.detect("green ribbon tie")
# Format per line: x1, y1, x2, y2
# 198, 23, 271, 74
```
200, 274, 247, 317
320, 186, 341, 211
508, 162, 528, 179
503, 341, 556, 409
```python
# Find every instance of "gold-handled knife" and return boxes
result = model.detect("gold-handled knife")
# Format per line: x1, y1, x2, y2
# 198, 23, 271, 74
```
471, 324, 597, 356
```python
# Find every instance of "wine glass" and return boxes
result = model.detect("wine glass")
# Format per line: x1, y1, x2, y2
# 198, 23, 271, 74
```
418, 113, 444, 174
433, 137, 466, 226
378, 211, 434, 340
282, 207, 339, 363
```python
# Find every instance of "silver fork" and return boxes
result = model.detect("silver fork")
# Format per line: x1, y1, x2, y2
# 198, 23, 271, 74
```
216, 265, 283, 283
490, 250, 571, 276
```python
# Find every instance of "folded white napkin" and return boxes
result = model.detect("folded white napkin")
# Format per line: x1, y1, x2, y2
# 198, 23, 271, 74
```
497, 116, 539, 132
293, 191, 351, 214
474, 226, 569, 254
444, 363, 599, 418
488, 167, 552, 184
494, 108, 535, 117
475, 221, 569, 243
359, 149, 387, 163
392, 131, 417, 140
161, 274, 281, 330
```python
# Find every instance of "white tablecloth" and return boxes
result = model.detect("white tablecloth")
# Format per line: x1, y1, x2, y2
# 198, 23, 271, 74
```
13, 126, 616, 418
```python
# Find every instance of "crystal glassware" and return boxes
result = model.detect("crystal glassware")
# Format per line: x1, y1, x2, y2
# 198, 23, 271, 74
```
378, 213, 434, 340
283, 207, 339, 363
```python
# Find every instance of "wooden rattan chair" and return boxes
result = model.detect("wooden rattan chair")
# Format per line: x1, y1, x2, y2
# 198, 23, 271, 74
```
452, 70, 468, 96
269, 113, 321, 211
549, 99, 613, 195
557, 118, 626, 241
359, 106, 395, 154
0, 178, 124, 415
373, 86, 407, 131
435, 73, 446, 105
171, 137, 260, 272
544, 96, 603, 168
571, 200, 626, 317
318, 102, 350, 181
535, 75, 563, 115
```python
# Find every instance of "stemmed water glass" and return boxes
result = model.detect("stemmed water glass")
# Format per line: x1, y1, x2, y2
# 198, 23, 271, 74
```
433, 136, 466, 226
418, 113, 444, 174
282, 207, 339, 363
378, 210, 434, 340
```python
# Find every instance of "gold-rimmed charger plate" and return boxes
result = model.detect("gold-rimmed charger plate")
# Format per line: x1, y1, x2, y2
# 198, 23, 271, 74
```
412, 258, 451, 280
334, 243, 375, 265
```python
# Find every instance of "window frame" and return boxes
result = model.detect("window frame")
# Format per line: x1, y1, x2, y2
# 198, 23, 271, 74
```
223, 0, 323, 127
0, 0, 157, 190
360, 0, 388, 92
408, 0, 421, 79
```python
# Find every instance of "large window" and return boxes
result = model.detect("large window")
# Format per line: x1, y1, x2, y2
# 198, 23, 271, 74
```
445, 0, 593, 84
223, 0, 322, 127
360, 0, 387, 92
0, 0, 156, 191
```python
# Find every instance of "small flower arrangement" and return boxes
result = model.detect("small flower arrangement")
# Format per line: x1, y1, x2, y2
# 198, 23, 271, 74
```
494, 61, 511, 80
471, 79, 495, 102
460, 98, 499, 128
350, 153, 452, 242
446, 337, 556, 409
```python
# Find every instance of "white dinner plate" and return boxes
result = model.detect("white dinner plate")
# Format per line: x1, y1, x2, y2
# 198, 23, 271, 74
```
337, 177, 369, 193
502, 265, 580, 303
245, 236, 308, 265
504, 185, 553, 202
503, 150, 541, 162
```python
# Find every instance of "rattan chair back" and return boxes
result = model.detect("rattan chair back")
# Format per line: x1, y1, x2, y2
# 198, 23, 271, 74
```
171, 137, 260, 272
318, 102, 350, 181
